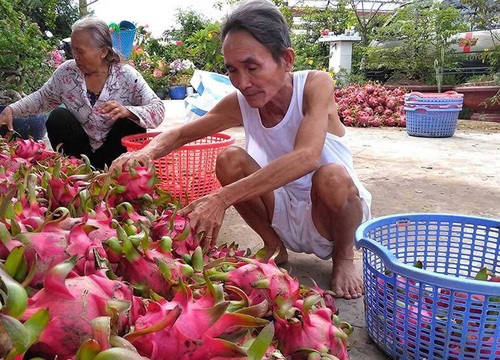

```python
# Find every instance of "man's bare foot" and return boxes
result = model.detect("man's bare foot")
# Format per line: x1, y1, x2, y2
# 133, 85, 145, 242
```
260, 245, 289, 265
330, 258, 364, 299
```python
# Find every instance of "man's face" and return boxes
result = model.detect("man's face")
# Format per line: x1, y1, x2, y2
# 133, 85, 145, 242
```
222, 30, 288, 108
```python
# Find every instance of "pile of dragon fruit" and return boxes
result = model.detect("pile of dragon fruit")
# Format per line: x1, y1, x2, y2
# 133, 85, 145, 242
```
334, 82, 407, 127
0, 137, 352, 360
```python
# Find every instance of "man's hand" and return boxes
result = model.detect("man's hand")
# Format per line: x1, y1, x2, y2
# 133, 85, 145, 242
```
178, 194, 227, 249
0, 106, 14, 133
97, 100, 133, 121
109, 150, 152, 174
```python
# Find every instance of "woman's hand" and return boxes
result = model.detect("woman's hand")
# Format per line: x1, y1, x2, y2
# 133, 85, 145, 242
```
97, 100, 133, 121
109, 149, 151, 174
178, 194, 227, 249
0, 106, 14, 132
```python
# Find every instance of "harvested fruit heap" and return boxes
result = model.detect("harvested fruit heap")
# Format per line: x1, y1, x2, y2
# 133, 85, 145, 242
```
0, 137, 353, 360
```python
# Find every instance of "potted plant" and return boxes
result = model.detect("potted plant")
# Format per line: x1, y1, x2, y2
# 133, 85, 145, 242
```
129, 47, 170, 99
366, 0, 468, 92
0, 0, 54, 140
168, 59, 195, 100
454, 73, 500, 123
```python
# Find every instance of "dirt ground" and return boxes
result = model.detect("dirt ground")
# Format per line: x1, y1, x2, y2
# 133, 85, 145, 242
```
216, 120, 500, 360
164, 102, 500, 359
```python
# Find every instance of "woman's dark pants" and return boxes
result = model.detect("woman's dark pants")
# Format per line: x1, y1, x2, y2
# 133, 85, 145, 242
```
46, 107, 146, 170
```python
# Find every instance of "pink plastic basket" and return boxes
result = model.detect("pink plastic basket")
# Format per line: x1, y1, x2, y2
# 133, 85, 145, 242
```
122, 132, 235, 204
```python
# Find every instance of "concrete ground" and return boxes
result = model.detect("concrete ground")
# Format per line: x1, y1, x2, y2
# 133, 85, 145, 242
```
158, 100, 500, 360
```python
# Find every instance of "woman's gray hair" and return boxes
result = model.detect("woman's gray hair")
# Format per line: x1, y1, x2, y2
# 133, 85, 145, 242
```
71, 17, 122, 64
220, 0, 291, 63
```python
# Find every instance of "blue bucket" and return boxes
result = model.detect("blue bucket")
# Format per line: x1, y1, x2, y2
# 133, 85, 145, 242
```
111, 20, 136, 59
356, 213, 500, 360
169, 85, 187, 100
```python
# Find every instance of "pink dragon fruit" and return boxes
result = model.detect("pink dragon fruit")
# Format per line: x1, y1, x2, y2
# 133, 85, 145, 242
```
273, 295, 351, 359
212, 257, 300, 314
0, 214, 107, 287
150, 209, 200, 255
13, 138, 56, 162
21, 257, 142, 359
127, 281, 268, 360
334, 82, 406, 128
112, 232, 174, 297
111, 164, 157, 203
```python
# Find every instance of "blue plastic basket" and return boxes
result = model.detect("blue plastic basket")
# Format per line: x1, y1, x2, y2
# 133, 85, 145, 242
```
404, 91, 464, 104
355, 213, 500, 360
111, 21, 136, 59
405, 106, 461, 138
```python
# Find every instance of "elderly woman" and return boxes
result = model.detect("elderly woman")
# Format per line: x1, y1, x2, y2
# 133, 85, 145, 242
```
0, 17, 164, 169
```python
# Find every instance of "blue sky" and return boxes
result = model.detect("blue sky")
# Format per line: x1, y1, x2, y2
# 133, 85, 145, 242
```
89, 0, 230, 37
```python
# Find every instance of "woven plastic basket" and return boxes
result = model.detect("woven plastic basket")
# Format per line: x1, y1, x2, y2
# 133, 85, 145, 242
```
355, 213, 500, 360
405, 106, 460, 138
404, 91, 464, 104
111, 21, 136, 59
121, 132, 235, 204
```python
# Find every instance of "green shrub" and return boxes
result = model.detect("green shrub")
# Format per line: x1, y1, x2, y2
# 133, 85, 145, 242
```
0, 0, 52, 95
366, 0, 468, 85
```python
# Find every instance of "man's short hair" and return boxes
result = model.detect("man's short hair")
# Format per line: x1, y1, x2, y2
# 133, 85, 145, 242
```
221, 0, 291, 63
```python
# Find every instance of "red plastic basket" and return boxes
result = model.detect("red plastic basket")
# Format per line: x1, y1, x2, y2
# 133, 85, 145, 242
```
121, 132, 235, 204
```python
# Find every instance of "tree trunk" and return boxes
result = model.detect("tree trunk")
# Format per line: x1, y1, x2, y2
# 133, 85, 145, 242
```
79, 0, 99, 17
79, 0, 88, 16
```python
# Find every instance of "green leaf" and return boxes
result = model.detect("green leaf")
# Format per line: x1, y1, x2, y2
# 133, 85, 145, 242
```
0, 314, 30, 354
247, 322, 275, 360
0, 269, 28, 318
75, 339, 101, 360
414, 260, 424, 269
474, 267, 489, 281
4, 247, 25, 279
93, 347, 147, 360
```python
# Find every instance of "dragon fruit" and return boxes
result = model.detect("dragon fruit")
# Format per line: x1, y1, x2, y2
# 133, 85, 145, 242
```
75, 316, 149, 359
273, 295, 351, 359
111, 165, 157, 203
0, 137, 357, 359
13, 138, 56, 162
127, 281, 268, 360
0, 213, 108, 288
21, 257, 141, 359
150, 210, 199, 255
211, 257, 300, 314
334, 82, 406, 127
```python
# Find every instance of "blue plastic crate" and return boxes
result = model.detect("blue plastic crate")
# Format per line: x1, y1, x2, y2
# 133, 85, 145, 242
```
355, 213, 500, 360
405, 106, 461, 138
404, 91, 464, 104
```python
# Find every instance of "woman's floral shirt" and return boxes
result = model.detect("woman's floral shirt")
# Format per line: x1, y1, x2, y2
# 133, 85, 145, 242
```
10, 60, 165, 151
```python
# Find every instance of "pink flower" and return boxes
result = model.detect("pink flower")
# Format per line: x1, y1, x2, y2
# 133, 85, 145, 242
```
153, 69, 163, 78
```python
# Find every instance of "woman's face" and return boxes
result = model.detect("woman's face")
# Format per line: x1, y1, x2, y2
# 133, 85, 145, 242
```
222, 30, 293, 109
71, 30, 107, 74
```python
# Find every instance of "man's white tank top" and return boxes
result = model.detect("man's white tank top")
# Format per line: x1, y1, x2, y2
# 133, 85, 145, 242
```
236, 70, 372, 215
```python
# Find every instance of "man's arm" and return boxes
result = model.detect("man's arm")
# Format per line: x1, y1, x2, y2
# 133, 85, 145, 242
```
110, 92, 242, 172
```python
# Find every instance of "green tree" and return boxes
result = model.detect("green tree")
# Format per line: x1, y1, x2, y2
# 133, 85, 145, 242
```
163, 9, 210, 42
187, 23, 225, 73
0, 0, 52, 97
290, 0, 356, 71
12, 0, 79, 39
365, 0, 468, 85
461, 0, 500, 74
